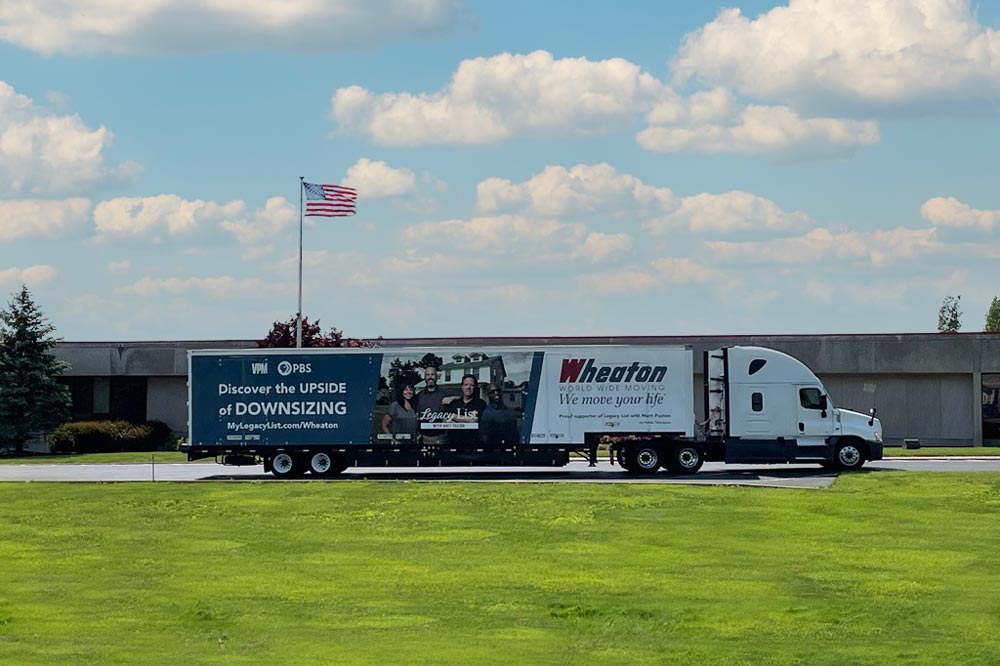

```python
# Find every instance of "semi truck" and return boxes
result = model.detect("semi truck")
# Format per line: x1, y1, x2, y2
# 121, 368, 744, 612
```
183, 345, 884, 477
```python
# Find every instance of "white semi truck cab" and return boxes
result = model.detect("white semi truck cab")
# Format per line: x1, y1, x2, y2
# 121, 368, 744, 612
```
705, 346, 883, 469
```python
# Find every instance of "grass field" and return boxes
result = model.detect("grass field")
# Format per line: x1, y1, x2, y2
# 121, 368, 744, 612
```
1, 474, 999, 664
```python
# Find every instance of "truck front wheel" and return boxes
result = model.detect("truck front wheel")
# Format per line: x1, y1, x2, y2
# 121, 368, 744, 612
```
667, 445, 703, 475
834, 441, 866, 471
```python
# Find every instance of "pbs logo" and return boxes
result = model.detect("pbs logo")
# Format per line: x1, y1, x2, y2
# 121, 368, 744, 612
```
277, 361, 311, 376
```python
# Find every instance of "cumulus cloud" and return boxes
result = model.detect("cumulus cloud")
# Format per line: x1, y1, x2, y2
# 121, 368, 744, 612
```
0, 198, 91, 240
476, 163, 677, 216
342, 158, 417, 198
638, 104, 879, 158
0, 264, 57, 287
0, 81, 139, 195
107, 260, 131, 272
331, 50, 668, 145
93, 194, 295, 242
218, 197, 297, 244
673, 0, 1000, 110
403, 214, 587, 255
0, 0, 471, 55
576, 258, 713, 294
920, 196, 999, 232
116, 276, 263, 299
706, 227, 940, 266
645, 190, 813, 234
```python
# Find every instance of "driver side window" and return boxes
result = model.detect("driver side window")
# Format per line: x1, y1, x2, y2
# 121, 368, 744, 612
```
799, 387, 824, 410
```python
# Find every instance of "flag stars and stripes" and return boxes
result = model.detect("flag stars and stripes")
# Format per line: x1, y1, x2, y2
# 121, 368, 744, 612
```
304, 181, 357, 217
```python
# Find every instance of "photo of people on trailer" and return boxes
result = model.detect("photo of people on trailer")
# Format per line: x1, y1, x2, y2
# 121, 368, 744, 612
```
372, 351, 530, 447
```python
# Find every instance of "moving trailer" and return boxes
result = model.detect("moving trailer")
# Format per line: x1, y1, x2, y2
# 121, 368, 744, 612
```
183, 345, 884, 477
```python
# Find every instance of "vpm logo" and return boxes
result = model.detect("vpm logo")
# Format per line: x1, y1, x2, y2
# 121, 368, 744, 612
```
250, 361, 269, 375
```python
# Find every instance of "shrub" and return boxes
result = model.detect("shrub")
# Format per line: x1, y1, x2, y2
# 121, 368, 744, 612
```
142, 420, 173, 450
49, 420, 155, 454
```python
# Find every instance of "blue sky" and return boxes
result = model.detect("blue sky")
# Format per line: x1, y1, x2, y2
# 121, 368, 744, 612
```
1, 0, 999, 341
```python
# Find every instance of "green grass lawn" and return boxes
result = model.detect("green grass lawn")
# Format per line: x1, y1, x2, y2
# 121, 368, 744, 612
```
0, 451, 190, 465
1, 475, 999, 664
884, 446, 1000, 457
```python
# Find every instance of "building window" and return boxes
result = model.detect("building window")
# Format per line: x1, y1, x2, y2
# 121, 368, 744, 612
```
752, 392, 763, 412
984, 374, 1000, 443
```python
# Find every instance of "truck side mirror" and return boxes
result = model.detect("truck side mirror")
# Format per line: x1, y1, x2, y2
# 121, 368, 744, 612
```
868, 407, 876, 426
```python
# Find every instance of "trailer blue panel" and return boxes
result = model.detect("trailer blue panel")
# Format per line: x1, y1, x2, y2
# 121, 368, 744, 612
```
190, 353, 382, 446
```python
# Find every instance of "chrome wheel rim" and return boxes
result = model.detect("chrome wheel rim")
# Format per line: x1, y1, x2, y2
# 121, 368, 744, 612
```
636, 448, 658, 469
311, 453, 331, 474
839, 446, 861, 466
273, 453, 293, 474
678, 448, 699, 469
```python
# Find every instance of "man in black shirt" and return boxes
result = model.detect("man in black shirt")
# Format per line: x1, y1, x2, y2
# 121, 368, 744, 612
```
445, 374, 486, 447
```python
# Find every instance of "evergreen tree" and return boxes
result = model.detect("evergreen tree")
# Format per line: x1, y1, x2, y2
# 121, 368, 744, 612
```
937, 295, 962, 333
986, 297, 1000, 332
0, 286, 71, 455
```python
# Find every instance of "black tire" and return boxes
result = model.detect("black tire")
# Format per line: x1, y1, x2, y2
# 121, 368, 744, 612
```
308, 452, 334, 476
627, 445, 661, 474
270, 452, 297, 478
668, 445, 703, 475
834, 440, 866, 471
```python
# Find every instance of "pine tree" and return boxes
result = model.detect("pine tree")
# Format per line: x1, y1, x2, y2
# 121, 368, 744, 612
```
986, 296, 1000, 332
0, 286, 71, 455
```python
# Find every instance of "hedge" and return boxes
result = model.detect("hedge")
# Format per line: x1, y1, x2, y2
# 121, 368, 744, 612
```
49, 420, 174, 454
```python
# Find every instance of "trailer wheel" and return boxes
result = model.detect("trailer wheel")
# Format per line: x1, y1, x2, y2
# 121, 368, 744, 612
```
834, 441, 865, 471
270, 452, 297, 478
308, 452, 333, 476
628, 445, 661, 473
669, 445, 703, 475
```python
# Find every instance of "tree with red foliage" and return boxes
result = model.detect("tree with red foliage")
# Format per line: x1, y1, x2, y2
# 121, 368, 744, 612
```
257, 315, 379, 348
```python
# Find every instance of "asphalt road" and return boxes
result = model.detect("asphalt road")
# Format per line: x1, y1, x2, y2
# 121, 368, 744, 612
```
1, 458, 998, 488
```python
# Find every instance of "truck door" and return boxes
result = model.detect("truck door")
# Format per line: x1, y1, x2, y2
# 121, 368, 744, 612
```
724, 384, 786, 462
796, 386, 834, 447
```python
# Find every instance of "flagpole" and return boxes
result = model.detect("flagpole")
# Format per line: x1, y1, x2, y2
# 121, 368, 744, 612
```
296, 176, 304, 348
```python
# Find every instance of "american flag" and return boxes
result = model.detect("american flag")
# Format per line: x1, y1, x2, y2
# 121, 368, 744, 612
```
303, 181, 357, 217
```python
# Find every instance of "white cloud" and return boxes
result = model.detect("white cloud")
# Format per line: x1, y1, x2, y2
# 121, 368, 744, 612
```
645, 190, 813, 234
638, 104, 879, 157
331, 50, 668, 145
706, 227, 940, 266
0, 81, 139, 195
920, 196, 999, 231
476, 163, 677, 216
342, 158, 417, 198
219, 197, 297, 244
576, 232, 633, 262
673, 0, 1000, 110
93, 194, 296, 242
333, 49, 883, 158
116, 276, 263, 299
649, 257, 714, 284
576, 269, 660, 295
575, 257, 714, 295
0, 0, 471, 55
0, 264, 56, 287
107, 260, 131, 272
0, 198, 91, 240
403, 214, 588, 257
